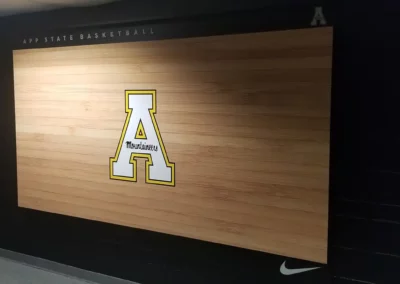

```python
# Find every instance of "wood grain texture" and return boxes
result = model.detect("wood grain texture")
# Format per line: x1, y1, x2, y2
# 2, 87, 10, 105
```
13, 27, 332, 263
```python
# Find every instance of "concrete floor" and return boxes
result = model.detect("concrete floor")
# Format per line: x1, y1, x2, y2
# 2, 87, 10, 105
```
0, 249, 138, 284
0, 257, 95, 284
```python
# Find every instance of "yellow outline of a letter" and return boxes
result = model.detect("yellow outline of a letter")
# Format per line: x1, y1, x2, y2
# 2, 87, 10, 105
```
109, 90, 175, 187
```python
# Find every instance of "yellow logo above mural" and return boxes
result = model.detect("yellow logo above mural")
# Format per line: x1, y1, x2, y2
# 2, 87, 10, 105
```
109, 90, 175, 186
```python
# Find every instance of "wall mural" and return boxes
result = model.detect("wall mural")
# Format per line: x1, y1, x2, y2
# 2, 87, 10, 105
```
13, 28, 332, 265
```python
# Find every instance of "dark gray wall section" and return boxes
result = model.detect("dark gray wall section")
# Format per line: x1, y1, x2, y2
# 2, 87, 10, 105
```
0, 0, 329, 31
330, 2, 399, 284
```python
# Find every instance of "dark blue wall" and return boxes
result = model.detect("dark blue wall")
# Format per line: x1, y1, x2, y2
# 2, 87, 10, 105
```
1, 1, 397, 283
330, 2, 399, 283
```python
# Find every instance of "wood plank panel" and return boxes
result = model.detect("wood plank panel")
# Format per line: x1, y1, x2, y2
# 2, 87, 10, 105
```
13, 27, 332, 263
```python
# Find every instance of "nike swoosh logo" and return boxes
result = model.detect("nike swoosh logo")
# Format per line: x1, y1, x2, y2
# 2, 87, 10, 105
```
280, 261, 320, 276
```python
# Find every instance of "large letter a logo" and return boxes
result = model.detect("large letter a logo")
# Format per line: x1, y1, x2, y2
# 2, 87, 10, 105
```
110, 90, 175, 186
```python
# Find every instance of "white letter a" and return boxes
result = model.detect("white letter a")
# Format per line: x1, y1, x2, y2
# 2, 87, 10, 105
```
110, 90, 175, 186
